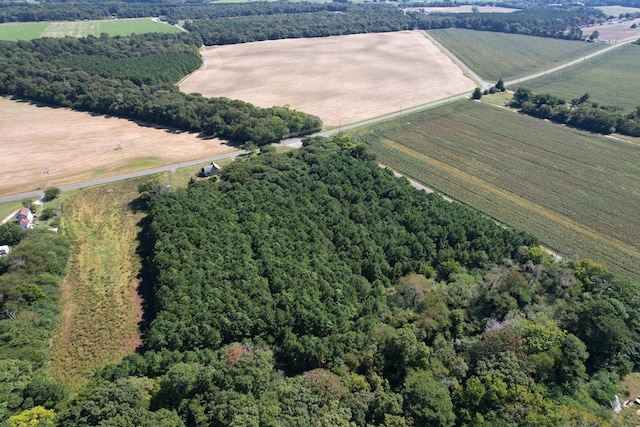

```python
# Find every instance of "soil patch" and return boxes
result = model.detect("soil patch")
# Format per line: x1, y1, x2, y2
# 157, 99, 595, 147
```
0, 98, 235, 197
583, 18, 640, 42
405, 6, 519, 13
179, 31, 476, 127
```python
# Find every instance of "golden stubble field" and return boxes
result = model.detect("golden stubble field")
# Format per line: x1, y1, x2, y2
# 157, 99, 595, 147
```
179, 31, 476, 126
0, 98, 235, 197
2, 31, 473, 196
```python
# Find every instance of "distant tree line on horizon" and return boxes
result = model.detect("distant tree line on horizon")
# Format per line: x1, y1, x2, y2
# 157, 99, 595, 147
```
184, 5, 603, 44
0, 32, 322, 144
583, 0, 640, 8
0, 1, 607, 42
511, 88, 640, 136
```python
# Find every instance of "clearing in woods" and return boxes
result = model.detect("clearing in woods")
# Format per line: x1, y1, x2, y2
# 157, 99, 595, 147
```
0, 97, 236, 197
179, 31, 476, 127
48, 179, 146, 389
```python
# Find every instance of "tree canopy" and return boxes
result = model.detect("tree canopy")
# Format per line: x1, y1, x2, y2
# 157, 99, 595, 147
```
511, 88, 640, 136
56, 137, 637, 426
0, 32, 321, 145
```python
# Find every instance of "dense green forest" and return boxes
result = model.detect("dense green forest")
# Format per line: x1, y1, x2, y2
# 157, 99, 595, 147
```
184, 5, 603, 44
0, 2, 346, 24
1, 1, 639, 424
19, 137, 630, 426
0, 32, 322, 144
0, 231, 72, 423
0, 1, 606, 42
511, 88, 640, 136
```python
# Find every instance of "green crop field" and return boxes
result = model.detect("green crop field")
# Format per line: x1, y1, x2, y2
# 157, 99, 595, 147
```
427, 29, 606, 82
596, 6, 640, 16
0, 18, 181, 41
513, 43, 640, 111
0, 22, 49, 41
348, 100, 640, 282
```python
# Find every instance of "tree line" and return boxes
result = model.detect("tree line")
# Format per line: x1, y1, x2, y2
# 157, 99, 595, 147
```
0, 231, 72, 423
184, 5, 604, 45
0, 1, 607, 42
511, 88, 640, 136
0, 2, 348, 25
35, 137, 639, 426
0, 32, 322, 144
184, 5, 412, 45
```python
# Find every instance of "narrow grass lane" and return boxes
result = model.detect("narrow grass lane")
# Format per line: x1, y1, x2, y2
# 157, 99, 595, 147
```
48, 179, 144, 390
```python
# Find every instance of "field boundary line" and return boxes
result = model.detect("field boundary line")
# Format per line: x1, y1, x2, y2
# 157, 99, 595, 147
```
379, 135, 640, 261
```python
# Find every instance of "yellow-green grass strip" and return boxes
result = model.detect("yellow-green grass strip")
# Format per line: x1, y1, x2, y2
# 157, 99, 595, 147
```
596, 6, 640, 16
49, 179, 144, 389
0, 22, 49, 41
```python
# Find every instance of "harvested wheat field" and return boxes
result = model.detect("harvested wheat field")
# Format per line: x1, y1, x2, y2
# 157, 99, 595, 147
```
0, 98, 235, 197
179, 31, 476, 126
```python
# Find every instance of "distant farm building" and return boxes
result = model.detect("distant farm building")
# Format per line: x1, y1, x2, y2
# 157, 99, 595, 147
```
198, 162, 220, 177
16, 207, 34, 230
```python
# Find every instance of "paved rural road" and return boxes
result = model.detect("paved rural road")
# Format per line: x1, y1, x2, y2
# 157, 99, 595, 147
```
0, 150, 247, 204
1, 34, 631, 203
504, 38, 637, 87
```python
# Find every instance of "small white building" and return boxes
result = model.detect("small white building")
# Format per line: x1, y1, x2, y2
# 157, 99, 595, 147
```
16, 207, 34, 230
198, 162, 220, 178
0, 245, 9, 256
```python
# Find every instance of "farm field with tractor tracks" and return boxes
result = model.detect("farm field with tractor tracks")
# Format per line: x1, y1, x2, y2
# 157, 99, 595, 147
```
348, 100, 640, 282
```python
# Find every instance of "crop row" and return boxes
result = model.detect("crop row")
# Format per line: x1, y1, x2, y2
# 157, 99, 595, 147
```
349, 100, 640, 281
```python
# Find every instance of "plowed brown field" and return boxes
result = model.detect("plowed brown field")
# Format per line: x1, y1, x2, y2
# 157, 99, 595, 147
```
0, 98, 234, 196
179, 31, 476, 126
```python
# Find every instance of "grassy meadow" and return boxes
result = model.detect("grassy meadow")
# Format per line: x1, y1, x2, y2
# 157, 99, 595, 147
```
48, 180, 145, 389
513, 43, 640, 111
45, 165, 224, 389
427, 29, 607, 82
596, 5, 640, 16
0, 18, 181, 41
0, 22, 49, 41
0, 201, 23, 223
348, 100, 640, 282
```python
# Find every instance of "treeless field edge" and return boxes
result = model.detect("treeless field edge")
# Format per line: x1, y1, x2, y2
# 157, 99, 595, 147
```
0, 98, 236, 197
179, 31, 476, 127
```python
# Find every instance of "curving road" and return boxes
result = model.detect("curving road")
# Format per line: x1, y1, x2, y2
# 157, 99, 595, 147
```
1, 32, 631, 204
504, 38, 636, 87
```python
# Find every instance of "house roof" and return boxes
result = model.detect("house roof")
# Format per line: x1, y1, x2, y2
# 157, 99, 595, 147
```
19, 218, 30, 227
17, 207, 30, 217
203, 163, 220, 172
